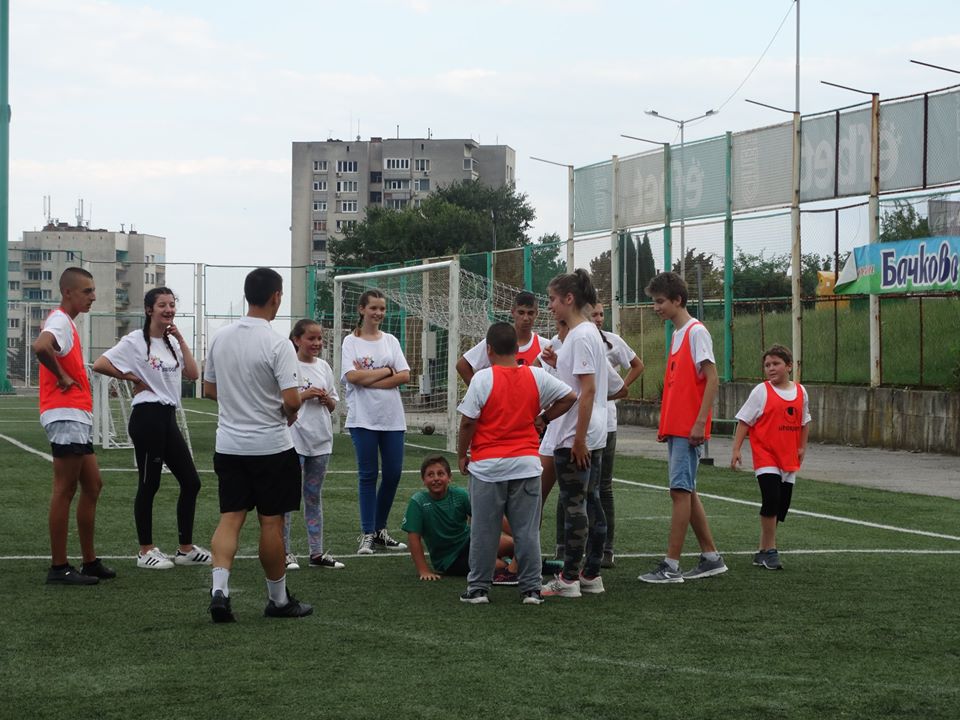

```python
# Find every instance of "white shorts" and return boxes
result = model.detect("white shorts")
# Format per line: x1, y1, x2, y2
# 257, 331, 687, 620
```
43, 420, 93, 446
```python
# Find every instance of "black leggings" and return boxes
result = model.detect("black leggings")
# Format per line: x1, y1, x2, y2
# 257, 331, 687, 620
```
128, 403, 201, 546
757, 473, 794, 523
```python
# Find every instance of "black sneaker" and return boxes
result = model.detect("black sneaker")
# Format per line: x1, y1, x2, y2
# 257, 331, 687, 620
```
521, 590, 544, 605
459, 588, 489, 604
209, 590, 236, 623
600, 550, 616, 569
46, 564, 98, 586
373, 529, 407, 550
264, 590, 313, 618
80, 558, 117, 580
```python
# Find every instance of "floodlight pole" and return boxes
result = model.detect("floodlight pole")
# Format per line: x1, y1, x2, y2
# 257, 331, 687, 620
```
645, 109, 718, 281
530, 156, 575, 272
0, 0, 14, 393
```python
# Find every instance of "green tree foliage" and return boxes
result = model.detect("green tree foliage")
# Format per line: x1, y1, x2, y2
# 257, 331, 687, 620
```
733, 249, 831, 298
880, 200, 929, 243
671, 249, 725, 298
639, 233, 658, 292
530, 233, 567, 294
328, 180, 536, 268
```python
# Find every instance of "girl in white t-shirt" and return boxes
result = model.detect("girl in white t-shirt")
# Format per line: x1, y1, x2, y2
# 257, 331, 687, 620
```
282, 320, 344, 570
93, 287, 211, 570
541, 269, 610, 598
341, 290, 411, 555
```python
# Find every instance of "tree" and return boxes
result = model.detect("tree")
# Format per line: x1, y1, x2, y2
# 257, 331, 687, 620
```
671, 248, 725, 298
732, 249, 831, 298
530, 232, 567, 294
638, 233, 657, 293
880, 200, 929, 242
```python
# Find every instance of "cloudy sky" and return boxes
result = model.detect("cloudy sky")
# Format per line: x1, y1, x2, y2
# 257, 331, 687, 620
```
8, 0, 960, 270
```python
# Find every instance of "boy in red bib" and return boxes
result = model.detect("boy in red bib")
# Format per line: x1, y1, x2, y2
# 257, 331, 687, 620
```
731, 345, 810, 570
639, 272, 727, 584
32, 267, 115, 585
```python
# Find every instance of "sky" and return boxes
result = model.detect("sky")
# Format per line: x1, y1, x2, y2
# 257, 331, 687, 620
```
7, 0, 960, 271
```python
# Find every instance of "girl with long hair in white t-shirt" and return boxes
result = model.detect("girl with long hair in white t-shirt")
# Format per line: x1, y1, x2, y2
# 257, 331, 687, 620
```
282, 319, 344, 570
93, 287, 211, 570
341, 290, 411, 555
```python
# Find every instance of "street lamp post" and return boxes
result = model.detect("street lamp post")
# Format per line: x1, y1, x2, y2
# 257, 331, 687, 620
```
644, 109, 717, 280
529, 155, 575, 272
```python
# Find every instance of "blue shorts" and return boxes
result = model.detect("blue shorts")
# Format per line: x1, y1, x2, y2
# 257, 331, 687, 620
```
666, 436, 701, 492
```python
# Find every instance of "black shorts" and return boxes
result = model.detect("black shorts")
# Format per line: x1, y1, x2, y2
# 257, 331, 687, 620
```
214, 448, 301, 516
757, 473, 794, 522
50, 442, 94, 458
441, 541, 471, 576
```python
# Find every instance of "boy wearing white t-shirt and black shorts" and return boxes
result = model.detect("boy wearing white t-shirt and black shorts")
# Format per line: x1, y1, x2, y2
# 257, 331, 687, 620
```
203, 268, 311, 622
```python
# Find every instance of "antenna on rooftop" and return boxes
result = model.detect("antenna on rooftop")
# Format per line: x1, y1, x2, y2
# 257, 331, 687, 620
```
75, 198, 89, 228
43, 195, 52, 224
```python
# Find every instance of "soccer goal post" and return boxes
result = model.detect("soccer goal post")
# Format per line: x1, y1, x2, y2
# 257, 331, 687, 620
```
333, 259, 462, 453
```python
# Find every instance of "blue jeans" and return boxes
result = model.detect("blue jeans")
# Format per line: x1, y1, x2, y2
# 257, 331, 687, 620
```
349, 428, 405, 533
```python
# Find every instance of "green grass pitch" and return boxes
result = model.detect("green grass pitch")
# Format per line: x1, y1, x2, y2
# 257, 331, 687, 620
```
0, 396, 958, 719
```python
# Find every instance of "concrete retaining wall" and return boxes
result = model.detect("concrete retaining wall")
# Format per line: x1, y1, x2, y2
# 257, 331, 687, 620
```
618, 383, 960, 456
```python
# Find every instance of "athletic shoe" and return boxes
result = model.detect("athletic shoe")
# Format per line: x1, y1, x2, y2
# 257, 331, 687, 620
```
638, 560, 684, 584
492, 569, 519, 586
540, 558, 563, 575
459, 588, 490, 604
357, 533, 376, 555
137, 547, 174, 570
209, 590, 235, 623
46, 564, 98, 586
285, 553, 300, 571
541, 574, 582, 598
752, 551, 765, 566
264, 590, 313, 618
682, 554, 729, 580
174, 546, 212, 566
373, 529, 407, 550
601, 550, 616, 569
80, 558, 117, 580
521, 590, 544, 605
579, 573, 605, 594
757, 549, 783, 571
309, 553, 345, 569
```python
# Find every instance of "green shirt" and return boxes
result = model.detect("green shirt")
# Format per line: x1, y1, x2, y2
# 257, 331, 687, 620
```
401, 486, 471, 572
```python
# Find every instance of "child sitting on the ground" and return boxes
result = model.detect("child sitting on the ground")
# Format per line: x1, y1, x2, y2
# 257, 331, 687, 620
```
402, 456, 517, 581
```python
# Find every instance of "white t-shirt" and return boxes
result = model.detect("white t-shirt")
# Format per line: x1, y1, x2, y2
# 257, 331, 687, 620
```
204, 316, 300, 455
671, 318, 715, 375
290, 358, 338, 456
39, 309, 93, 426
735, 381, 812, 483
458, 366, 572, 483
341, 332, 410, 431
602, 331, 637, 432
463, 333, 550, 372
102, 330, 185, 407
551, 321, 609, 452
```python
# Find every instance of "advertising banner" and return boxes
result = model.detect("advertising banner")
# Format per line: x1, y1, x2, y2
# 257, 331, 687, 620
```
834, 236, 960, 294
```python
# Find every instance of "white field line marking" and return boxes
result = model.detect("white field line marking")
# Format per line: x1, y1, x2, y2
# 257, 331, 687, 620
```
182, 408, 219, 417
613, 476, 960, 542
404, 440, 453, 453
0, 433, 52, 462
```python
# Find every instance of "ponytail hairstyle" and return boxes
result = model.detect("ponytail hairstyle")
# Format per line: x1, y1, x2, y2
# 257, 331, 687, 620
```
354, 289, 386, 336
290, 318, 322, 350
592, 301, 613, 351
143, 287, 180, 368
548, 268, 598, 311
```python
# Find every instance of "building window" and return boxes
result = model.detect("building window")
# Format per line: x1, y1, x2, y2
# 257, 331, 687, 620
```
385, 179, 409, 190
369, 191, 382, 204
313, 180, 327, 192
42, 290, 52, 300
42, 251, 53, 261
313, 160, 328, 172
25, 251, 41, 261
387, 199, 408, 210
27, 270, 41, 281
313, 201, 327, 212
42, 270, 53, 281
339, 200, 358, 213
9, 261, 19, 272
313, 220, 327, 232
9, 281, 20, 291
336, 180, 359, 193
66, 251, 76, 261
336, 160, 358, 173
8, 318, 19, 329
7, 338, 16, 349
335, 220, 356, 232
313, 239, 327, 252
415, 158, 431, 172
414, 179, 430, 192
318, 259, 327, 269
370, 171, 382, 183
413, 199, 423, 209
385, 158, 410, 170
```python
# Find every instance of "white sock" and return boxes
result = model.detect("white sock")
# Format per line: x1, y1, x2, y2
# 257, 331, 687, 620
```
703, 551, 721, 562
266, 575, 288, 606
212, 567, 230, 597
664, 557, 680, 571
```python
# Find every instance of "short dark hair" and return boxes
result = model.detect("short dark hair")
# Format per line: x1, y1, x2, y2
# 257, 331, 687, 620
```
59, 266, 93, 292
420, 455, 451, 478
514, 291, 537, 309
645, 271, 688, 307
244, 267, 283, 306
763, 344, 793, 366
486, 321, 518, 356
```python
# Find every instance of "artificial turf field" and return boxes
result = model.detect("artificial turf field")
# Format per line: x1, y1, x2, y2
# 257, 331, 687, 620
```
1, 395, 958, 720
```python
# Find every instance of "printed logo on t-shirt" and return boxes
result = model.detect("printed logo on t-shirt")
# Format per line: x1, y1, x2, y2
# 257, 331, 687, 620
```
147, 354, 178, 373
356, 355, 377, 370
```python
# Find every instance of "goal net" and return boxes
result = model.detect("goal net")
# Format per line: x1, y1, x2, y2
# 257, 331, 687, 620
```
332, 259, 555, 451
90, 368, 193, 455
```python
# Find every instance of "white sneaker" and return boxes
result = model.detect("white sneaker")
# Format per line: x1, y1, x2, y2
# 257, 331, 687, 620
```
357, 533, 376, 555
173, 545, 212, 566
137, 547, 174, 570
579, 573, 605, 594
541, 574, 581, 598
285, 553, 300, 571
